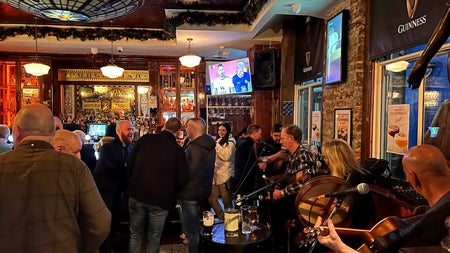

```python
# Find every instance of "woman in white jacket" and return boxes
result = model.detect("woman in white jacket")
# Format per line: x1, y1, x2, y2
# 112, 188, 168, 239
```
208, 122, 236, 221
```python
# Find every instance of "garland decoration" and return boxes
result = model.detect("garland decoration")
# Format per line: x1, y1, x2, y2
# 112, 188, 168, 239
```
0, 0, 268, 42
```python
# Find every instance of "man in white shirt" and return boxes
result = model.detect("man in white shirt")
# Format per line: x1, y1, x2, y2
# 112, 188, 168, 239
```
212, 63, 235, 94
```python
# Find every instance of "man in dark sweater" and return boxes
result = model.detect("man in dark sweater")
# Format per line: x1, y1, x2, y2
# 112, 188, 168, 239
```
127, 117, 190, 253
178, 117, 216, 253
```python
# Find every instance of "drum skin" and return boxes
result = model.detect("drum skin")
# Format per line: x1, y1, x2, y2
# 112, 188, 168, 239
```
295, 175, 351, 227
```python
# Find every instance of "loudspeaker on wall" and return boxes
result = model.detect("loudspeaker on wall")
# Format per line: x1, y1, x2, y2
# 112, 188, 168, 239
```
254, 48, 279, 89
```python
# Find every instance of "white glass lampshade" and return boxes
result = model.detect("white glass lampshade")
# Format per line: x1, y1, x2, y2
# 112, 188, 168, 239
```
24, 62, 51, 76
101, 64, 124, 78
386, 60, 409, 72
179, 54, 201, 68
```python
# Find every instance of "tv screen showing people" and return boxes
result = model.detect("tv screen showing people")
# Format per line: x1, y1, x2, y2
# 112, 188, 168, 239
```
208, 57, 252, 95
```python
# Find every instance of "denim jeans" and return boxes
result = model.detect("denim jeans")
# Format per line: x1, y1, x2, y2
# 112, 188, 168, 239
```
177, 200, 200, 253
129, 197, 169, 253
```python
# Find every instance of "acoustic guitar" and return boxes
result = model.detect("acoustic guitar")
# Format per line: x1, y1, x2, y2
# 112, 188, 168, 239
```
296, 215, 423, 253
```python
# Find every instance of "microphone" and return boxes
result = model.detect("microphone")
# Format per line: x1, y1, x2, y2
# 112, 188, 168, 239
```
317, 183, 370, 199
235, 194, 264, 203
259, 141, 275, 150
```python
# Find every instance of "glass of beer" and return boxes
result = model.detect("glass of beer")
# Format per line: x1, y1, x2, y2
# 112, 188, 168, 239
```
202, 211, 214, 236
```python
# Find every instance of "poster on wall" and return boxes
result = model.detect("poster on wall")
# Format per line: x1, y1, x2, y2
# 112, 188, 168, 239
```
387, 104, 410, 155
311, 111, 322, 143
334, 108, 352, 145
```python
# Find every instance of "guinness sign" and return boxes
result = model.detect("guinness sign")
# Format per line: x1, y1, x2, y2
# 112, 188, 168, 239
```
369, 0, 446, 59
294, 16, 325, 83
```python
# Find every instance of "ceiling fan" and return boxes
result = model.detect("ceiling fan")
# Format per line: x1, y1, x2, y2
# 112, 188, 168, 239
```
210, 46, 231, 60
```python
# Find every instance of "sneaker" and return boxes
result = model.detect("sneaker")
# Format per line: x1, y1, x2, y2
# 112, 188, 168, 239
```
179, 233, 186, 239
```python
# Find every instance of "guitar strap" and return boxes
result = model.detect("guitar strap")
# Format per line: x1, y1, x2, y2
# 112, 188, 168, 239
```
370, 218, 421, 251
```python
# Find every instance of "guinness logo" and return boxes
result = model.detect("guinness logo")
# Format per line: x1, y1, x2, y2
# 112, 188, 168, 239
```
406, 0, 418, 19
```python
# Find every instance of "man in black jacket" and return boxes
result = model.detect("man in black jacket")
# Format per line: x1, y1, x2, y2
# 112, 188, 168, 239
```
94, 120, 134, 253
127, 117, 190, 253
178, 117, 216, 253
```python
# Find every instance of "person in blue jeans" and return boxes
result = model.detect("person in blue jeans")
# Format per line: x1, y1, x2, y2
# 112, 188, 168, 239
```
178, 118, 216, 253
127, 118, 190, 253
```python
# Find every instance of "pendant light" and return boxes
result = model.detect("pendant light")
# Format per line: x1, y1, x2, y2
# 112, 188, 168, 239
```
101, 22, 125, 79
24, 18, 50, 77
179, 38, 201, 68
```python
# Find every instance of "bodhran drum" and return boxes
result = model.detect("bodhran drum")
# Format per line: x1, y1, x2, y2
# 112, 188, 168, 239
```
295, 175, 351, 227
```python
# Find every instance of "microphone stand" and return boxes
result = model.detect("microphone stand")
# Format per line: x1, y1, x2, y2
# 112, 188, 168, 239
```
306, 196, 345, 253
232, 145, 268, 201
234, 174, 291, 204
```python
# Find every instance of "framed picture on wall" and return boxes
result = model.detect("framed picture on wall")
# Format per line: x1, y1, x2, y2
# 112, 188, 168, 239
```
334, 108, 352, 145
324, 9, 349, 85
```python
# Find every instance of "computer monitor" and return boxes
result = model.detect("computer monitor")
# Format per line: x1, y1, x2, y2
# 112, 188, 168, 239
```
87, 123, 107, 138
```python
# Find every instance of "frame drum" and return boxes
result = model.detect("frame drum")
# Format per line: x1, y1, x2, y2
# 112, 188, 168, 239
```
295, 175, 351, 227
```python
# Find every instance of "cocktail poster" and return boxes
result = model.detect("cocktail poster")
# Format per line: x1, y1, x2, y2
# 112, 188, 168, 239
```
311, 111, 322, 143
387, 104, 410, 155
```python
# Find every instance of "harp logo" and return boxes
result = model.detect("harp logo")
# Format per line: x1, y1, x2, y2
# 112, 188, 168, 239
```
303, 51, 312, 73
406, 0, 419, 19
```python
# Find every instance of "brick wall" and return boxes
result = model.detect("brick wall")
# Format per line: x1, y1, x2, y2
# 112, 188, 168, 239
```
321, 0, 368, 156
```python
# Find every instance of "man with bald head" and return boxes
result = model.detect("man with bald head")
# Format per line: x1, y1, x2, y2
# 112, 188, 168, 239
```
178, 117, 216, 253
0, 124, 12, 153
52, 129, 82, 159
316, 144, 450, 252
0, 104, 110, 253
95, 119, 134, 253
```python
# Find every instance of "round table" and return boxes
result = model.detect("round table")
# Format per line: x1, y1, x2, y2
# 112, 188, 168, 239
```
199, 222, 271, 253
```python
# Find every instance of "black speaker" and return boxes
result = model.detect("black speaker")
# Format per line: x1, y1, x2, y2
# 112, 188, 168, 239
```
254, 48, 279, 89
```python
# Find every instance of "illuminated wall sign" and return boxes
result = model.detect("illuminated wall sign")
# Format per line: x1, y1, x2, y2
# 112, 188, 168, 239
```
58, 69, 149, 82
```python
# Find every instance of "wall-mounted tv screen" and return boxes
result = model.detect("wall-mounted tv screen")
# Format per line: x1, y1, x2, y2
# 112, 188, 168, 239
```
324, 9, 349, 85
87, 123, 107, 137
207, 57, 252, 95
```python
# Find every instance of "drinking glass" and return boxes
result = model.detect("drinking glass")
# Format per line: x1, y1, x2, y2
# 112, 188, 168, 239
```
202, 211, 214, 236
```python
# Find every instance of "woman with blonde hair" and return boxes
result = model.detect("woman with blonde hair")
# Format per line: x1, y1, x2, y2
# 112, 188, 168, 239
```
322, 139, 364, 182
321, 139, 376, 231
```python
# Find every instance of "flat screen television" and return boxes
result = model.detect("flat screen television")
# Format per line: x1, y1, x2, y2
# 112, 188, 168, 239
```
207, 57, 252, 95
324, 9, 349, 85
87, 123, 107, 137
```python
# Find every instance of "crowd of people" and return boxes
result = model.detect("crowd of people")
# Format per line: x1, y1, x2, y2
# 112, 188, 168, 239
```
0, 103, 449, 253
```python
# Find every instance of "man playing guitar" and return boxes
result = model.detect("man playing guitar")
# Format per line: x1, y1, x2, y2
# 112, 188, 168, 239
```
315, 144, 450, 252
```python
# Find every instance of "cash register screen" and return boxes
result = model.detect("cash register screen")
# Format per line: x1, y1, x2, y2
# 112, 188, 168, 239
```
87, 123, 107, 137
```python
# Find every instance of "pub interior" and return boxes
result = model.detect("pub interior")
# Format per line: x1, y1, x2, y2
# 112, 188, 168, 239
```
1, 0, 450, 252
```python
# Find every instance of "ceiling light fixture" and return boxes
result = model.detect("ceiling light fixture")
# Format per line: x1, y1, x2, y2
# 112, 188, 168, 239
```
24, 18, 50, 77
0, 0, 144, 23
101, 22, 124, 79
179, 38, 201, 68
386, 60, 409, 72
